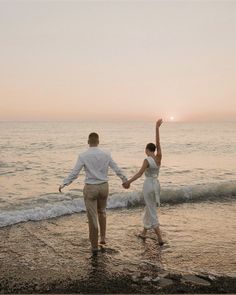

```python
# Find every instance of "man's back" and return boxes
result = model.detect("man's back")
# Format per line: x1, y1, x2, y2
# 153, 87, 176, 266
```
80, 147, 111, 184
62, 146, 127, 186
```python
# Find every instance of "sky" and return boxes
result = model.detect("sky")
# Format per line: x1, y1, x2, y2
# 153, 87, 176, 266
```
0, 0, 236, 122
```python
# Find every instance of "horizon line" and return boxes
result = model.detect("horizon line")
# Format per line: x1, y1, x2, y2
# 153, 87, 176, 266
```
0, 119, 236, 123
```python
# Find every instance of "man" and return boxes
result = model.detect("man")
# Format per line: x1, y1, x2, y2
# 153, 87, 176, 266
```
59, 132, 128, 255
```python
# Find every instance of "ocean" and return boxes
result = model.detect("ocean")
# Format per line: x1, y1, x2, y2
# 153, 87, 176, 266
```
0, 121, 236, 289
0, 121, 235, 227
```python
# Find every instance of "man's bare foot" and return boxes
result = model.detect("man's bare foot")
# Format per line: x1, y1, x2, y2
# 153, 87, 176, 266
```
100, 240, 106, 245
91, 248, 101, 256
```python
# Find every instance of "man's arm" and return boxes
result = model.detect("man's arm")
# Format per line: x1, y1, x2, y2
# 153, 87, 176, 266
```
109, 156, 128, 183
59, 156, 84, 192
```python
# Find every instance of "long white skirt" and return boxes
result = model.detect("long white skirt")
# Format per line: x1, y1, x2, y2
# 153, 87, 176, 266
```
142, 178, 160, 229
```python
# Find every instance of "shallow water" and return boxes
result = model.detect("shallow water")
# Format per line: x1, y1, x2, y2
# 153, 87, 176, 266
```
0, 121, 236, 226
1, 199, 235, 280
160, 201, 236, 276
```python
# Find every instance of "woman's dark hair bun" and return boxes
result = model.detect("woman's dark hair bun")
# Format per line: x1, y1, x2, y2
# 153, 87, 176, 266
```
146, 143, 156, 152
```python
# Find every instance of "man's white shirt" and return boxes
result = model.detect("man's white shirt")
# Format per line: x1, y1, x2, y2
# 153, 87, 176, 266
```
62, 147, 127, 186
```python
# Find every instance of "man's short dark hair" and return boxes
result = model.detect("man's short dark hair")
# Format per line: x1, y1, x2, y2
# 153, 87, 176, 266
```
88, 132, 99, 144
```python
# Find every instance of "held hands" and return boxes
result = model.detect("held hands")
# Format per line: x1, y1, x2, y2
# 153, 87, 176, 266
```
122, 181, 130, 189
156, 118, 163, 128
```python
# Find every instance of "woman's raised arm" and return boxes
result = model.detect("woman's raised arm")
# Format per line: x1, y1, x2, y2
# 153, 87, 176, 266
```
156, 119, 163, 160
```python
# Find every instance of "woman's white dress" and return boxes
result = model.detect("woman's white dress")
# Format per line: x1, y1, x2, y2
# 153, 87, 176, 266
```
142, 156, 160, 229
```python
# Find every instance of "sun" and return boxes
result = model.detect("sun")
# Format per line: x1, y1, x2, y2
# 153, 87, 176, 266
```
170, 116, 175, 121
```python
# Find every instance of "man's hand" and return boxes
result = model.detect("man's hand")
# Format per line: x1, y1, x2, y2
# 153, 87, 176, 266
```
122, 181, 130, 189
156, 118, 163, 128
59, 184, 65, 193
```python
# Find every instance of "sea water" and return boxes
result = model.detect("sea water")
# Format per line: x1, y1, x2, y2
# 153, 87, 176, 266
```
0, 121, 235, 227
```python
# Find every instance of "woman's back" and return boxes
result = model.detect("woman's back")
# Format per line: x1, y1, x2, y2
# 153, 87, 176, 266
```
145, 156, 160, 178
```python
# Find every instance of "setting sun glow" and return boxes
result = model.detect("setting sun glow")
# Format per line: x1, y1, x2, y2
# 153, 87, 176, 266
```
0, 1, 236, 122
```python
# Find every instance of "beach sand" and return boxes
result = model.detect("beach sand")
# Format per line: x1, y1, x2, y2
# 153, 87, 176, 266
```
0, 203, 236, 293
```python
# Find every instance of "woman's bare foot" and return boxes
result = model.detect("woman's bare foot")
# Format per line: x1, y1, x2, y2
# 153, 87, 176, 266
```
138, 228, 147, 240
138, 233, 146, 240
154, 226, 164, 246
158, 239, 164, 246
100, 240, 106, 245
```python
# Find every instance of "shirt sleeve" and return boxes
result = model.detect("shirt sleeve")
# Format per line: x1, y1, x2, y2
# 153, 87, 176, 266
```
109, 156, 128, 183
62, 155, 84, 186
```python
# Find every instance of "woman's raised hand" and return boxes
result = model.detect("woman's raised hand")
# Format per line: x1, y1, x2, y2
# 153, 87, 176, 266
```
156, 119, 163, 127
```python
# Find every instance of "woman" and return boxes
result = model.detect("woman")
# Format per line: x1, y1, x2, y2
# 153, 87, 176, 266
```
124, 119, 164, 245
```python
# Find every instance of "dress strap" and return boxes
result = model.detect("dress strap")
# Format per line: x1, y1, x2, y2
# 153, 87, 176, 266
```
145, 157, 152, 166
146, 156, 158, 167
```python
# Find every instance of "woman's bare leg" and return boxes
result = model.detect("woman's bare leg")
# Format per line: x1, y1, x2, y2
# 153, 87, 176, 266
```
141, 228, 147, 237
138, 228, 147, 239
154, 226, 164, 245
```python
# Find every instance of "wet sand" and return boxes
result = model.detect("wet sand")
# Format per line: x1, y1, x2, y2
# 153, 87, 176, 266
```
0, 202, 236, 293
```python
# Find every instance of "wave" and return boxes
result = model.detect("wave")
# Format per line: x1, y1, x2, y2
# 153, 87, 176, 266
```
0, 181, 235, 228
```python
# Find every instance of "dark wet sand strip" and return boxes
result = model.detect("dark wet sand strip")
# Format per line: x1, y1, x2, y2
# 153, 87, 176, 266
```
0, 204, 235, 293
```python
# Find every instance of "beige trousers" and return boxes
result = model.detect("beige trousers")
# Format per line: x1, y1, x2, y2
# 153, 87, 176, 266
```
83, 182, 109, 250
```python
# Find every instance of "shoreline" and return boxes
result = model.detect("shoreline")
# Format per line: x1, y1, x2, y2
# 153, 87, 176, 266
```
0, 204, 235, 294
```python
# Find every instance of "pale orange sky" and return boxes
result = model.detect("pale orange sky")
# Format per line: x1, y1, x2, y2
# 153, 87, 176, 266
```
0, 0, 236, 122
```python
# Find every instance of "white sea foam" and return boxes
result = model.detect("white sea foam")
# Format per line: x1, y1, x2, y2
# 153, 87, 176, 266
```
0, 198, 86, 228
0, 181, 235, 228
